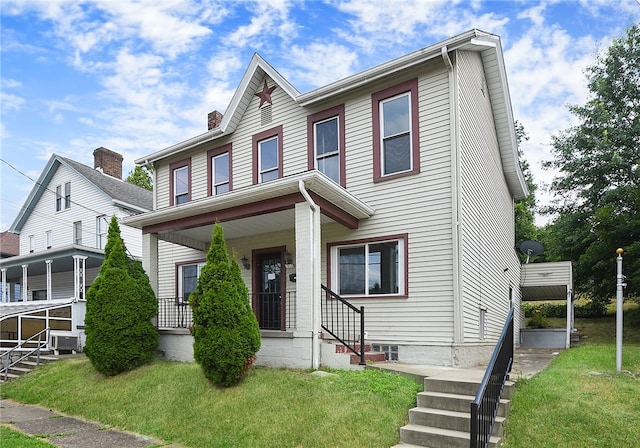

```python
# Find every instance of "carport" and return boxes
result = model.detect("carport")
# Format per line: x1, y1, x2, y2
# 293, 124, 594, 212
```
520, 261, 574, 349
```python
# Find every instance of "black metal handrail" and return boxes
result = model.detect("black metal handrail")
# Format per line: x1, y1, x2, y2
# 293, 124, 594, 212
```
470, 306, 514, 448
0, 327, 49, 381
320, 285, 365, 365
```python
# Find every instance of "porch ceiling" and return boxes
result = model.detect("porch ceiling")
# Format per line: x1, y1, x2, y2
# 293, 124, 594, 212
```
521, 261, 573, 302
0, 245, 105, 283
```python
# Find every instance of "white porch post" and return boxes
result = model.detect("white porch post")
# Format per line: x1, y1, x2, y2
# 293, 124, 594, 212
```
142, 233, 159, 298
21, 264, 28, 302
46, 259, 53, 301
565, 288, 572, 349
1, 268, 7, 302
294, 198, 321, 370
73, 255, 87, 300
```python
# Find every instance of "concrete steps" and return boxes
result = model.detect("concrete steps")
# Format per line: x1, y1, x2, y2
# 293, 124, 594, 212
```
0, 352, 58, 383
393, 375, 513, 448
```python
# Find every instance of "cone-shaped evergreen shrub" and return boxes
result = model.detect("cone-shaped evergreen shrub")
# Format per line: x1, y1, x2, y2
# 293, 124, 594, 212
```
84, 216, 158, 376
191, 223, 261, 387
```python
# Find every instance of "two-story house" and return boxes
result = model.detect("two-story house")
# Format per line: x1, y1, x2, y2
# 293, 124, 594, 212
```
0, 147, 152, 349
124, 29, 530, 369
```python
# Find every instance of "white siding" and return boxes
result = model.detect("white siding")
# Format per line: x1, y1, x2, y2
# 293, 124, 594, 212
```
19, 162, 143, 257
22, 267, 99, 300
456, 51, 522, 342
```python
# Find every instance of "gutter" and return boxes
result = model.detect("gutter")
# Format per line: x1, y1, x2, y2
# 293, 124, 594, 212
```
299, 180, 320, 370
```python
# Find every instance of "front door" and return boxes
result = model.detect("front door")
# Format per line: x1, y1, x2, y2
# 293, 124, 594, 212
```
256, 251, 285, 330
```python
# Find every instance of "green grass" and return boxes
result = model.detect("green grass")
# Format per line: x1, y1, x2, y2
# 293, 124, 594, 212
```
0, 426, 55, 447
0, 361, 421, 448
503, 311, 640, 448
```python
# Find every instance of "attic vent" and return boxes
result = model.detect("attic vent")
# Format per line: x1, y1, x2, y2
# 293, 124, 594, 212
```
261, 104, 272, 126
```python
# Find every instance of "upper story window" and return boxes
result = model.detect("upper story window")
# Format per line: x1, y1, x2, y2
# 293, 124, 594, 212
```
55, 182, 71, 211
372, 79, 420, 182
45, 230, 52, 249
73, 221, 82, 245
169, 159, 191, 205
29, 235, 35, 253
208, 144, 232, 196
96, 215, 108, 249
329, 234, 407, 298
253, 125, 283, 184
307, 105, 346, 186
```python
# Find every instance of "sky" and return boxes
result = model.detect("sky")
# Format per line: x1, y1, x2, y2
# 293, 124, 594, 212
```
1, 0, 639, 232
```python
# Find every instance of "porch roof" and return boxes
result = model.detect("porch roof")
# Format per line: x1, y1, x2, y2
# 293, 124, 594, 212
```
122, 171, 374, 248
521, 261, 573, 301
0, 245, 105, 283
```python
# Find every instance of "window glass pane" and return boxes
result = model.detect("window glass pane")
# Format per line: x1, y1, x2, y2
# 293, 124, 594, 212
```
182, 265, 198, 302
215, 183, 230, 195
56, 186, 62, 211
382, 94, 409, 137
339, 247, 365, 295
175, 166, 188, 195
64, 182, 71, 209
213, 153, 229, 184
317, 154, 339, 183
368, 241, 398, 294
315, 118, 339, 156
260, 137, 278, 171
383, 134, 411, 174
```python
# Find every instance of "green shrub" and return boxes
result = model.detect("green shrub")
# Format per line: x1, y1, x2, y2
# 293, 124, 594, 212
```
191, 223, 261, 387
84, 216, 158, 376
527, 310, 551, 328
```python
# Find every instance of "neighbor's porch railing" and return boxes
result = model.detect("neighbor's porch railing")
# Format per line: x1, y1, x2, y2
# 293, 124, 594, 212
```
320, 285, 365, 365
1, 327, 49, 381
156, 292, 297, 330
470, 306, 514, 448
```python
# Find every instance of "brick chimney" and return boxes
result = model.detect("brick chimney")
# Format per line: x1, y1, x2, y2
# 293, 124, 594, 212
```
93, 147, 123, 179
208, 110, 223, 130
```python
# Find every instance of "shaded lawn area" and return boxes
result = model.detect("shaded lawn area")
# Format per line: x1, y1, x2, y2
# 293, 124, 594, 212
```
0, 359, 422, 448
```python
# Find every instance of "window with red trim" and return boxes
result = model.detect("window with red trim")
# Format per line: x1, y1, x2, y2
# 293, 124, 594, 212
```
208, 144, 232, 196
372, 79, 420, 182
307, 105, 346, 186
252, 125, 283, 184
169, 159, 191, 205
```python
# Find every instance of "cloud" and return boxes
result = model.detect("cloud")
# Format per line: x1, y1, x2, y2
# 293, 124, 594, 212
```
226, 0, 298, 49
0, 92, 25, 111
286, 42, 359, 88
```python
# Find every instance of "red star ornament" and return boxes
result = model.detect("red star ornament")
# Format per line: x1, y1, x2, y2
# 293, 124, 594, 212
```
255, 80, 277, 108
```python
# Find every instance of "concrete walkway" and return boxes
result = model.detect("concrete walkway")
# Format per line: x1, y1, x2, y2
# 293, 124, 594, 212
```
0, 348, 559, 447
0, 398, 178, 448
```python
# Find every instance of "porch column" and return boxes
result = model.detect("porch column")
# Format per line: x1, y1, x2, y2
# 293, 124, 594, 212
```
566, 288, 573, 349
46, 260, 53, 301
73, 255, 87, 301
21, 264, 28, 302
1, 268, 7, 303
142, 233, 159, 298
294, 200, 321, 369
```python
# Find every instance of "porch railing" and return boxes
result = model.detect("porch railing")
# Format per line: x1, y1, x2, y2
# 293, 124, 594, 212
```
320, 285, 365, 365
470, 306, 514, 448
1, 327, 49, 381
156, 292, 297, 330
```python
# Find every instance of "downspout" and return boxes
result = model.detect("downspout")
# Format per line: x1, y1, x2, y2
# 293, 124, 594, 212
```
443, 45, 464, 345
299, 180, 320, 370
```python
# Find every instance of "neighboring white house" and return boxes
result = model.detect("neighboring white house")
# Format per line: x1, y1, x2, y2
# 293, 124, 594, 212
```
0, 148, 152, 349
124, 29, 531, 369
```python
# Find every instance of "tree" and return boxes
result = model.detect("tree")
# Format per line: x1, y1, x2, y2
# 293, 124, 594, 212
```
84, 216, 158, 376
514, 120, 540, 261
190, 223, 261, 387
125, 165, 153, 191
543, 24, 640, 302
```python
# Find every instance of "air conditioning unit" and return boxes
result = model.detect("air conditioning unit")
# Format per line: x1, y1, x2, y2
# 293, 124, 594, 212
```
50, 334, 78, 352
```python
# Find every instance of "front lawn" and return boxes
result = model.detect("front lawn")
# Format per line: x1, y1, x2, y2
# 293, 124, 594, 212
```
1, 360, 421, 448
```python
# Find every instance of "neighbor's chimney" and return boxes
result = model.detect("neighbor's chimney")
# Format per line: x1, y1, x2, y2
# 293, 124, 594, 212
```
208, 110, 223, 130
93, 147, 123, 179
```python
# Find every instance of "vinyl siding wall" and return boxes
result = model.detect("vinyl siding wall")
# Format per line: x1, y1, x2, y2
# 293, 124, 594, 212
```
456, 51, 522, 343
153, 60, 458, 345
19, 163, 144, 258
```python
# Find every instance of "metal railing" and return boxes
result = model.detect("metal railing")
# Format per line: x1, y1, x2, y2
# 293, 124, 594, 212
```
320, 285, 365, 365
1, 327, 49, 381
156, 292, 297, 330
470, 306, 514, 448
251, 291, 296, 331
